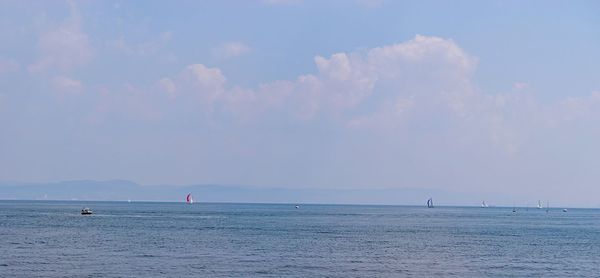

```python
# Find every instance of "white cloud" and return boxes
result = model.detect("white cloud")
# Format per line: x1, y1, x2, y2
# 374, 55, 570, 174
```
157, 35, 475, 121
315, 53, 353, 80
157, 64, 227, 110
553, 91, 600, 124
158, 78, 176, 98
9, 31, 600, 196
28, 2, 92, 73
52, 76, 83, 95
346, 97, 414, 129
181, 64, 226, 93
150, 35, 560, 158
513, 82, 528, 90
213, 42, 252, 59
88, 35, 600, 160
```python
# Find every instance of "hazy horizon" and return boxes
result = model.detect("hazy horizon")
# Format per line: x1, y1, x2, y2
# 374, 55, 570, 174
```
1, 179, 597, 208
2, 1, 600, 206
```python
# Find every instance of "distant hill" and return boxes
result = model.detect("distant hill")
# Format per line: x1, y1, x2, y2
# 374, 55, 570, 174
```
0, 180, 487, 206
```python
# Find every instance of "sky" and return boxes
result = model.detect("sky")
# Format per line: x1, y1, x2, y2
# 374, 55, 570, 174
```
1, 0, 600, 205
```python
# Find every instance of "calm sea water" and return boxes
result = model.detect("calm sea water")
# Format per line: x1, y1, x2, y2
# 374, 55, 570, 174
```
1, 201, 599, 277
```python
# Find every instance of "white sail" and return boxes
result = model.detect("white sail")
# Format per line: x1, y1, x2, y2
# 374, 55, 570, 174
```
537, 200, 542, 209
186, 193, 193, 204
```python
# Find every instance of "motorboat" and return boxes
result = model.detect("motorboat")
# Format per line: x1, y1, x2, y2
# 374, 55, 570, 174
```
81, 208, 93, 215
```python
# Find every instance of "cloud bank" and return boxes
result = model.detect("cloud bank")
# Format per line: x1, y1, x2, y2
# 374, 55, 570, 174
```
3, 19, 600, 206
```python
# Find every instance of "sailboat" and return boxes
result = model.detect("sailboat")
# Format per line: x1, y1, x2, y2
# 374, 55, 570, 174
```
481, 201, 488, 208
427, 198, 434, 208
186, 193, 194, 204
546, 201, 549, 213
537, 200, 543, 209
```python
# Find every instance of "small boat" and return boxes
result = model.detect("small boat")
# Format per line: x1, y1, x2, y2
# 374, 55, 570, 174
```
186, 193, 194, 204
481, 201, 488, 208
295, 205, 300, 209
537, 200, 543, 209
563, 208, 568, 212
427, 198, 434, 208
81, 208, 93, 215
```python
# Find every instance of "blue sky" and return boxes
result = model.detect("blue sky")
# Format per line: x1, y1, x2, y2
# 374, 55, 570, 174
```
1, 0, 600, 205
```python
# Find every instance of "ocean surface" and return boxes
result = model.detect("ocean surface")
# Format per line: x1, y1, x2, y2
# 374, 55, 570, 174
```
1, 201, 599, 277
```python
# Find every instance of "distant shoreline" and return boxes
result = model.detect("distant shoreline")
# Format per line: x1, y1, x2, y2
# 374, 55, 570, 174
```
0, 199, 590, 209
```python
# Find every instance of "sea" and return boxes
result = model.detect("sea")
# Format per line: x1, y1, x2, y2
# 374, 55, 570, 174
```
1, 201, 599, 277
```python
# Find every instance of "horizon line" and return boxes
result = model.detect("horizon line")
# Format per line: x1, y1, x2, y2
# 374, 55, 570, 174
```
0, 198, 588, 209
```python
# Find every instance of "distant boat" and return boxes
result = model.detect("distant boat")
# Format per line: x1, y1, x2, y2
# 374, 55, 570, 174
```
512, 206, 516, 213
563, 208, 568, 212
537, 200, 543, 209
481, 201, 488, 208
81, 208, 93, 215
546, 201, 549, 213
186, 193, 194, 204
295, 205, 300, 209
427, 198, 434, 208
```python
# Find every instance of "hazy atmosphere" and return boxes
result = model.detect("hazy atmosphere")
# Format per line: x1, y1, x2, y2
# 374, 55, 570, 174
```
1, 1, 600, 206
